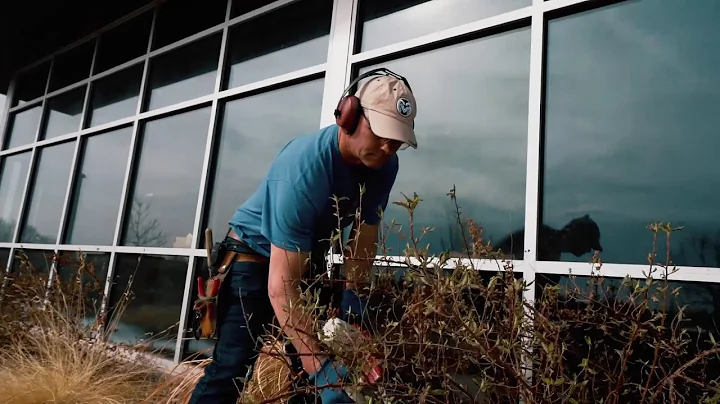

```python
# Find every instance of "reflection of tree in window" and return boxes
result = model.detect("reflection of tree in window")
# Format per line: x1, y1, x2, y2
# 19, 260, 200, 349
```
0, 220, 15, 242
14, 222, 56, 244
124, 196, 167, 247
1, 219, 56, 245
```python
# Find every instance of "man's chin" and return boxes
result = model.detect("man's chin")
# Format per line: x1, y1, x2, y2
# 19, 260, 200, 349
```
363, 160, 386, 170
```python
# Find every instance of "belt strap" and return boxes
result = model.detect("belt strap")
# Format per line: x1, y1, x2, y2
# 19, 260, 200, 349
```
217, 250, 237, 275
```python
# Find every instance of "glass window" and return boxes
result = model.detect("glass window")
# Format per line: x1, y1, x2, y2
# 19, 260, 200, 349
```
542, 0, 720, 267
535, 273, 720, 394
64, 127, 133, 245
41, 86, 86, 140
12, 61, 50, 107
224, 0, 332, 89
106, 253, 187, 360
121, 107, 211, 248
12, 249, 55, 276
357, 27, 530, 258
203, 79, 324, 247
357, 0, 530, 53
152, 0, 227, 50
56, 251, 110, 318
48, 39, 95, 92
0, 248, 9, 279
20, 141, 76, 244
0, 152, 31, 242
94, 11, 153, 74
145, 34, 222, 111
230, 0, 274, 18
87, 64, 143, 127
4, 106, 42, 149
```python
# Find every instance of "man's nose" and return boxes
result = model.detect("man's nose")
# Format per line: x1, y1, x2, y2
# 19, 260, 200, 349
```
381, 141, 401, 155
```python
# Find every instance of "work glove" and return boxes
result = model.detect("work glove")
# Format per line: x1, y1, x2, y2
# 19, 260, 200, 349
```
308, 357, 355, 403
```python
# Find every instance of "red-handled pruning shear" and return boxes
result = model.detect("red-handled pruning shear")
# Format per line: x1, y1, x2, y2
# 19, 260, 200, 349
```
192, 228, 224, 340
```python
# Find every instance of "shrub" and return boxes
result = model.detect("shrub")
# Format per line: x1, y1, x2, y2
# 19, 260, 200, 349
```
243, 187, 720, 403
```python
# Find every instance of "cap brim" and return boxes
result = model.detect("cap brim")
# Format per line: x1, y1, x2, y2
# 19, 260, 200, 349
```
365, 109, 417, 149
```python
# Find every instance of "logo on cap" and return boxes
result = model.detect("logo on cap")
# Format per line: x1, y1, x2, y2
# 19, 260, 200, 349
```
396, 98, 412, 117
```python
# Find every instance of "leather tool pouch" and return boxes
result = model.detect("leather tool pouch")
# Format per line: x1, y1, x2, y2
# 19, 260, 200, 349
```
192, 241, 236, 340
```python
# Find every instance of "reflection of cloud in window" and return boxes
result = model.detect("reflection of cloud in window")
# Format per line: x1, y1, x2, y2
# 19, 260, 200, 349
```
22, 141, 76, 243
124, 107, 212, 247
65, 127, 133, 245
43, 87, 85, 140
548, 275, 717, 316
359, 27, 530, 253
227, 36, 329, 88
542, 0, 720, 266
0, 153, 30, 242
7, 106, 42, 149
146, 35, 221, 111
360, 0, 529, 52
206, 79, 325, 239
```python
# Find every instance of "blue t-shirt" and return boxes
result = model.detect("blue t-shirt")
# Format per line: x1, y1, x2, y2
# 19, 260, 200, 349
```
229, 124, 399, 260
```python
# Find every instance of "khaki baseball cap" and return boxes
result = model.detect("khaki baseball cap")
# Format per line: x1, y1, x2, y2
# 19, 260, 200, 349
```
355, 75, 418, 149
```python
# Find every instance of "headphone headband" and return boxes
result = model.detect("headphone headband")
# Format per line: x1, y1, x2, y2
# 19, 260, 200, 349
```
338, 67, 413, 102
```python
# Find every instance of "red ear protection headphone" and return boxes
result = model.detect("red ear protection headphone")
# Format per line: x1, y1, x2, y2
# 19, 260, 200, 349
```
334, 67, 413, 134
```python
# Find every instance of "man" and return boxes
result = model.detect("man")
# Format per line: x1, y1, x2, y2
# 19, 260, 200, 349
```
189, 68, 418, 404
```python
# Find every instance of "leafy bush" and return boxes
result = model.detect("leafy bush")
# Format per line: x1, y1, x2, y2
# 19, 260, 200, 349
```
246, 187, 720, 403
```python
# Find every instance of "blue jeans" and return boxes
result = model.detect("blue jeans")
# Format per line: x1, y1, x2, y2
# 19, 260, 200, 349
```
188, 248, 275, 404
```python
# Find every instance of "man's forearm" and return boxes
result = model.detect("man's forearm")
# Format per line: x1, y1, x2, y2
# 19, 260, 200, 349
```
269, 281, 325, 374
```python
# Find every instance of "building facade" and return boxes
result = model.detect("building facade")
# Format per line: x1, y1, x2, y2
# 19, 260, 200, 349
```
0, 0, 719, 364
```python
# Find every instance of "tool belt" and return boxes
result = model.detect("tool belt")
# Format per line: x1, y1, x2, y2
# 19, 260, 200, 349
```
191, 228, 268, 340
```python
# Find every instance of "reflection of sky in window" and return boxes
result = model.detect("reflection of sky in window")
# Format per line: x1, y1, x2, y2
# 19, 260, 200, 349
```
145, 34, 221, 112
88, 65, 143, 127
6, 106, 42, 149
21, 142, 76, 243
543, 0, 720, 267
361, 27, 530, 255
65, 127, 133, 245
542, 274, 720, 319
43, 87, 85, 140
205, 79, 325, 246
122, 108, 211, 248
226, 36, 329, 88
360, 0, 529, 52
0, 152, 31, 242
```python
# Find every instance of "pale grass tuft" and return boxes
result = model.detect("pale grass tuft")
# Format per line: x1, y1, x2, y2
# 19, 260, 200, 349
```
145, 358, 212, 404
0, 307, 160, 404
243, 340, 293, 403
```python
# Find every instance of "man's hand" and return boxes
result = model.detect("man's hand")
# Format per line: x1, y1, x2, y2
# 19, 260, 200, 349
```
267, 244, 325, 374
309, 358, 355, 403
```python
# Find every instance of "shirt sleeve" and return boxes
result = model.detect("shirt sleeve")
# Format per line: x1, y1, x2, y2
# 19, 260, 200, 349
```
260, 179, 318, 253
360, 156, 400, 226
